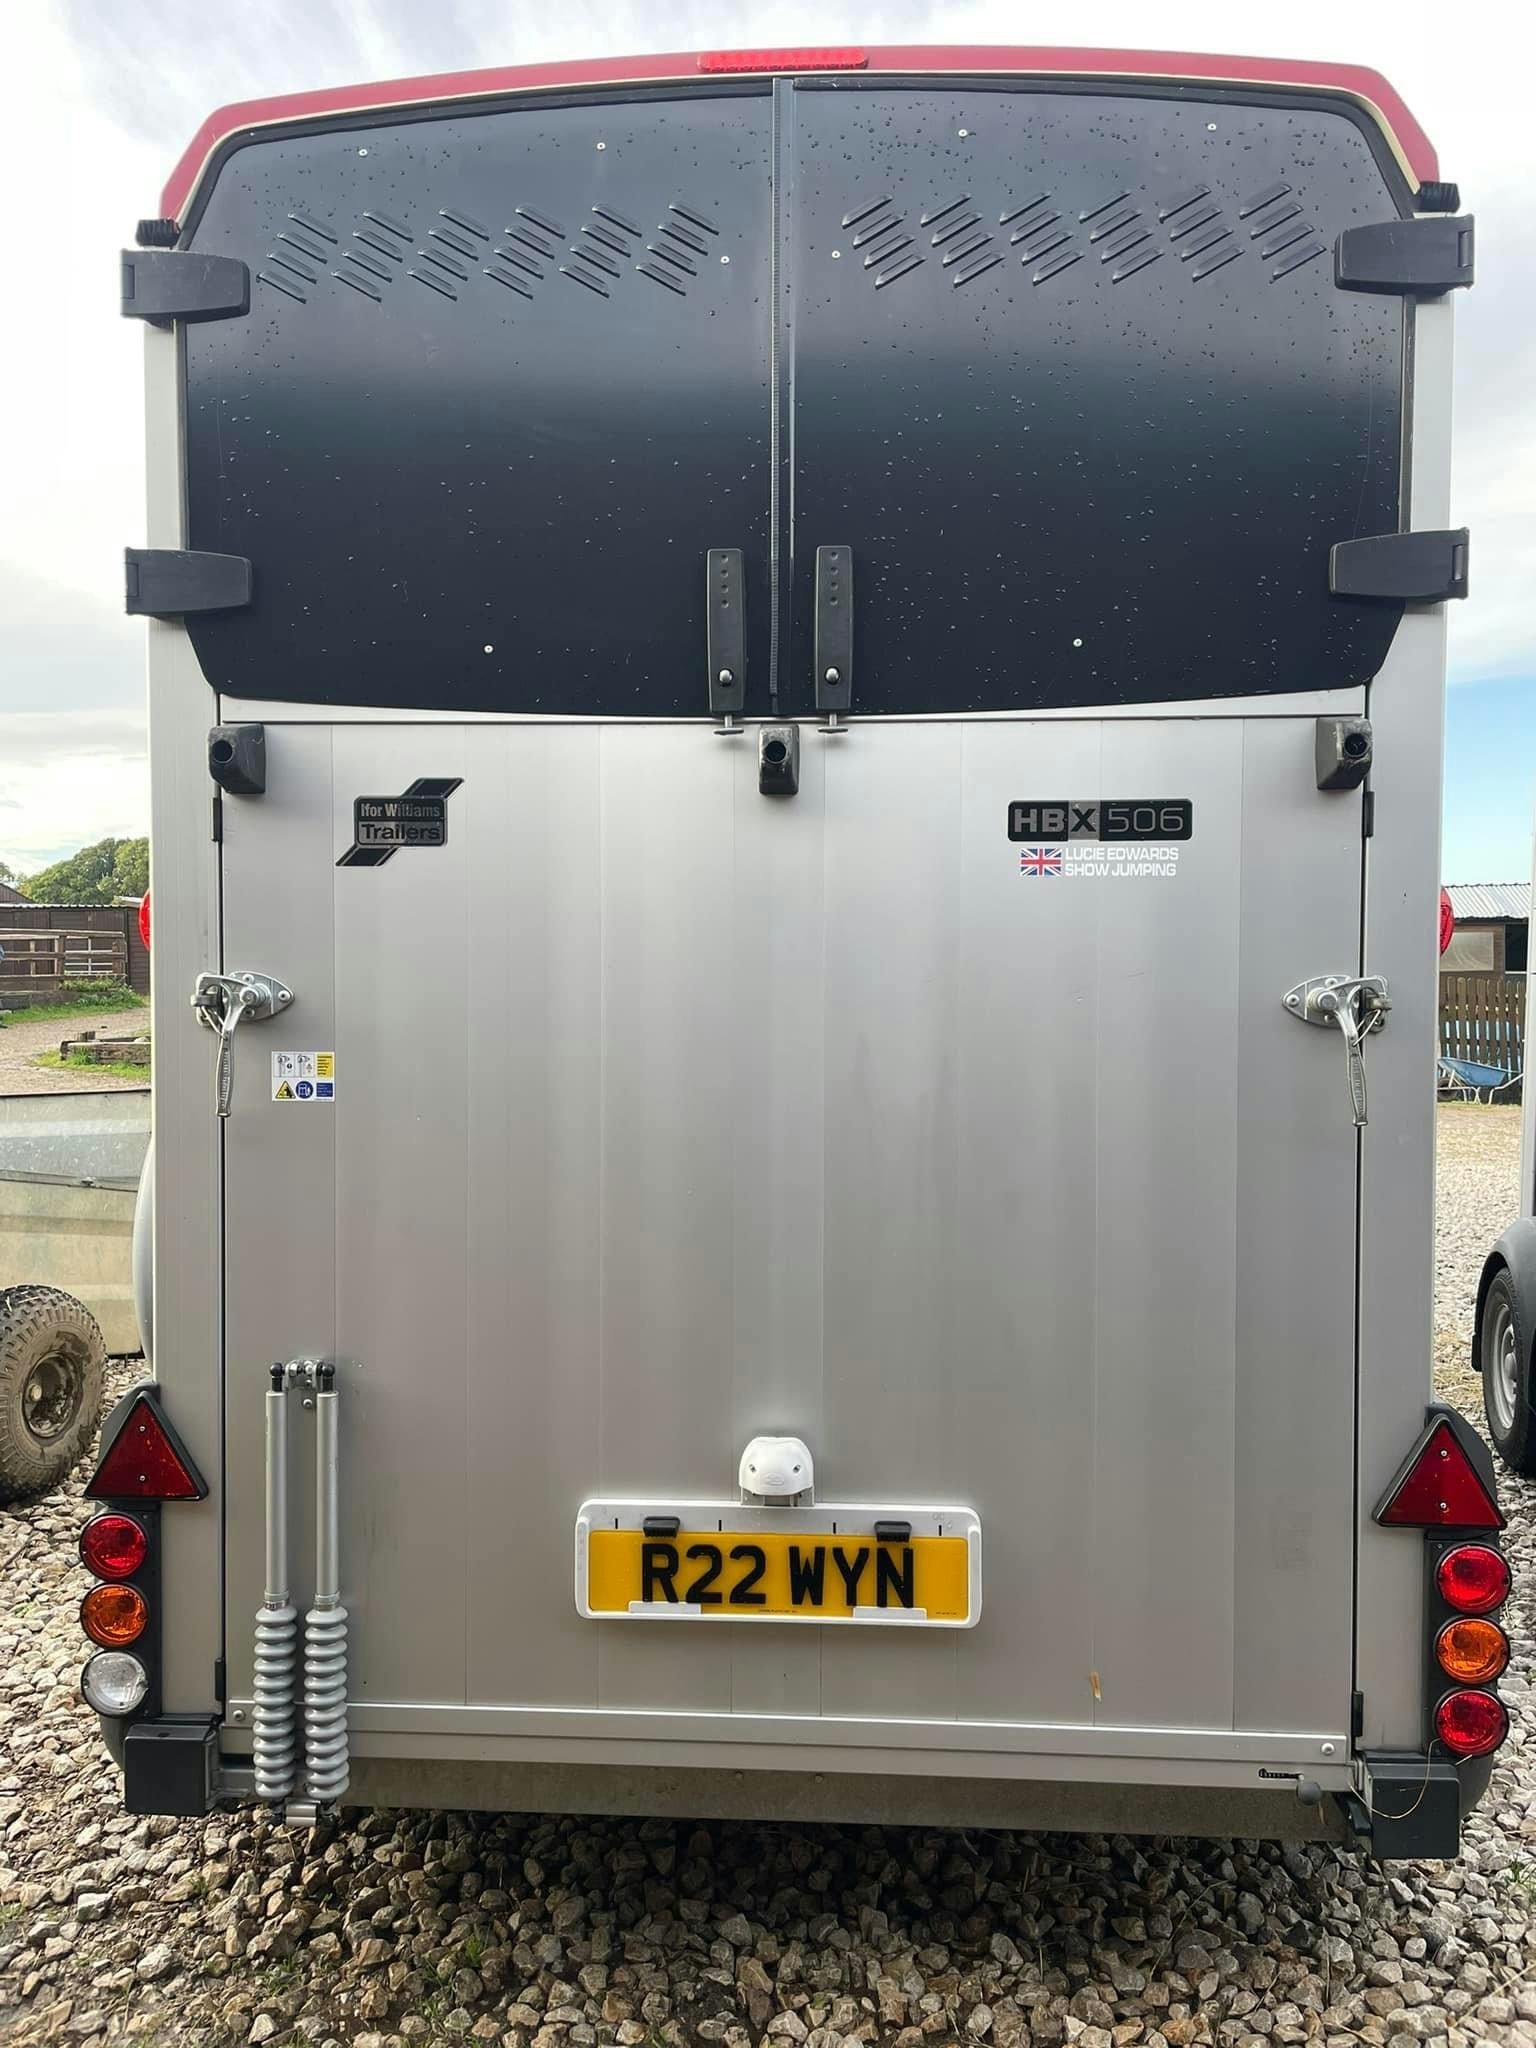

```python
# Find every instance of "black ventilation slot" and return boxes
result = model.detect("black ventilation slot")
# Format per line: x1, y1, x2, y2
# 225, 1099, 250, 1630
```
1159, 183, 1240, 281
845, 194, 923, 289
921, 194, 999, 287
1081, 192, 1160, 283
1001, 195, 1079, 283
1237, 180, 1326, 282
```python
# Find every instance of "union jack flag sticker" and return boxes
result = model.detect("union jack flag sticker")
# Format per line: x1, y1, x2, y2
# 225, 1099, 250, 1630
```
1019, 846, 1063, 877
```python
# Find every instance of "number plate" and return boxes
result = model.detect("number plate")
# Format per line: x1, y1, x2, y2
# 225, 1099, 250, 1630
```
576, 1501, 980, 1627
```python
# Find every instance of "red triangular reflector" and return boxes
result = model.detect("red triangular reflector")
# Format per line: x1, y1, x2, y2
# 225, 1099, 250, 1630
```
1375, 1417, 1503, 1530
86, 1390, 207, 1502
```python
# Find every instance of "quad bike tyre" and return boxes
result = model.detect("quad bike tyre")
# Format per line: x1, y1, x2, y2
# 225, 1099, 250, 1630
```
0, 1285, 107, 1502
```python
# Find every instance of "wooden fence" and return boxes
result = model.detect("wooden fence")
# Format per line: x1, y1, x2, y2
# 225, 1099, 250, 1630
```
1440, 972, 1525, 1091
0, 904, 149, 1001
0, 930, 127, 983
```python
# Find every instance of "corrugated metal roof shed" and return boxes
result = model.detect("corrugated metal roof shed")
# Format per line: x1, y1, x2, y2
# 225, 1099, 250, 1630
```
1446, 883, 1531, 921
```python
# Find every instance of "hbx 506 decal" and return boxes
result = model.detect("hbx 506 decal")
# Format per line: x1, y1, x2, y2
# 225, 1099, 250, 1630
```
1008, 801, 1193, 842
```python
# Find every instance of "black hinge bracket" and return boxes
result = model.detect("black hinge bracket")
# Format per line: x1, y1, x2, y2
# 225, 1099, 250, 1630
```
1330, 529, 1469, 604
1362, 790, 1376, 840
1335, 216, 1473, 296
705, 548, 746, 723
211, 793, 223, 844
1351, 1688, 1365, 1738
121, 248, 250, 325
126, 547, 252, 618
213, 1657, 227, 1707
814, 545, 854, 716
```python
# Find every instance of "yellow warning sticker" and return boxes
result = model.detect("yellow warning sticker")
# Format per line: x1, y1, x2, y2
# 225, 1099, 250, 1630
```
271, 1053, 337, 1104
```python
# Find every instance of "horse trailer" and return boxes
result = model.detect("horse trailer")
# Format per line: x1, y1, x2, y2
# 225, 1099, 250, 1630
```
89, 47, 1508, 1855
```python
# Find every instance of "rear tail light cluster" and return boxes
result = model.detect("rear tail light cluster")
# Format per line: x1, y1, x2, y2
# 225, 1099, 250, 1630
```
78, 1512, 151, 1713
1374, 1414, 1513, 1767
1431, 1540, 1513, 1758
78, 1388, 205, 1722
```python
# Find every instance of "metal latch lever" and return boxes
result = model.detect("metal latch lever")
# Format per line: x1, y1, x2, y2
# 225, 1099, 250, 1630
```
1282, 975, 1390, 1127
192, 971, 293, 1117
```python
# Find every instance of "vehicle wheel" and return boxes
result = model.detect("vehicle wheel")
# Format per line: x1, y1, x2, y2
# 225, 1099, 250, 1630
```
1481, 1268, 1536, 1474
0, 1286, 107, 1503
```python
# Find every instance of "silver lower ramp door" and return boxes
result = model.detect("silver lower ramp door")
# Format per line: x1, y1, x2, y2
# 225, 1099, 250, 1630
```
219, 712, 1360, 1773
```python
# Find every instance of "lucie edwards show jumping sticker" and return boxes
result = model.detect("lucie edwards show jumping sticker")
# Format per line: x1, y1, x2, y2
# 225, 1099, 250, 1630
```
1008, 800, 1193, 879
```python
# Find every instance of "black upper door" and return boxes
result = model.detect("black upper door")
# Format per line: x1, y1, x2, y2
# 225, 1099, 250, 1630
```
783, 82, 1408, 715
182, 89, 774, 717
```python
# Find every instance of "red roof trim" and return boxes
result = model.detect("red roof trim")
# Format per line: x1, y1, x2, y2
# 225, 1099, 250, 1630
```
161, 46, 1436, 220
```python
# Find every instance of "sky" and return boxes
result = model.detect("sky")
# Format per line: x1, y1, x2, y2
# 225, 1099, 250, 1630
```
2, 0, 1533, 883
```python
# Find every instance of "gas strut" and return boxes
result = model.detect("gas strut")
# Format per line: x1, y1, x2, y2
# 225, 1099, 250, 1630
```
303, 1362, 349, 1803
252, 1364, 298, 1803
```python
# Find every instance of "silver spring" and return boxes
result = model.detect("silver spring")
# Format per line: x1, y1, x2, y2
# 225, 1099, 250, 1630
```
302, 1600, 349, 1803
251, 1600, 298, 1803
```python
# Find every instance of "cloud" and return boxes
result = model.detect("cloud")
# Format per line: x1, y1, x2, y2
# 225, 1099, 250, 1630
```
0, 711, 147, 876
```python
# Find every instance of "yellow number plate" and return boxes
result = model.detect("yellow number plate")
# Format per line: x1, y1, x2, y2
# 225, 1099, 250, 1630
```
584, 1527, 973, 1624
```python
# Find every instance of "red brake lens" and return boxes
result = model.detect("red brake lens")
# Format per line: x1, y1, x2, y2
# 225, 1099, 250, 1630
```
1437, 1543, 1511, 1615
1434, 1688, 1509, 1759
698, 48, 868, 73
138, 891, 151, 950
79, 1513, 148, 1581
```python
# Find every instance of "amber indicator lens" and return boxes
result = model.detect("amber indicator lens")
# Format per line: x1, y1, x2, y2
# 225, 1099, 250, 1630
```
78, 1512, 148, 1581
1435, 1617, 1510, 1684
1436, 1543, 1511, 1615
80, 1582, 149, 1648
1434, 1687, 1509, 1759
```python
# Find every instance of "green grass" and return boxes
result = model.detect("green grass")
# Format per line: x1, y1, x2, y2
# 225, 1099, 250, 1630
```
33, 1050, 151, 1082
0, 983, 147, 1028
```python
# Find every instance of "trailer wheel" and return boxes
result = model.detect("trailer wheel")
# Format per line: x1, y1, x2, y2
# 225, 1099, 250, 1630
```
0, 1286, 107, 1503
1480, 1268, 1536, 1474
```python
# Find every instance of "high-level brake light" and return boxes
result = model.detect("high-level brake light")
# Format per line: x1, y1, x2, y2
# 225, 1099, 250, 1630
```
698, 48, 868, 73
79, 1513, 148, 1582
1434, 1688, 1509, 1759
1374, 1416, 1504, 1530
1436, 1543, 1511, 1614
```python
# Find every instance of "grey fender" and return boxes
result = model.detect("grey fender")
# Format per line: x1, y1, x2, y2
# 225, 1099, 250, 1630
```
1477, 1218, 1536, 1386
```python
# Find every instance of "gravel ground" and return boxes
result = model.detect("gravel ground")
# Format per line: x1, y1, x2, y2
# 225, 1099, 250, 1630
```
0, 1009, 150, 1095
2, 1102, 1534, 2048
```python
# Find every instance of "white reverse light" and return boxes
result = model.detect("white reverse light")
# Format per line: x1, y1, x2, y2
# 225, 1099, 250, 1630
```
81, 1651, 149, 1717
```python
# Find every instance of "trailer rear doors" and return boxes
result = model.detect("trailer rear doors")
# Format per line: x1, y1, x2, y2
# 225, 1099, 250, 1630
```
187, 71, 1407, 1786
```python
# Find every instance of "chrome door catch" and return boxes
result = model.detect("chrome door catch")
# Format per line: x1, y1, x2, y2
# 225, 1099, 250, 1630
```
192, 971, 293, 1117
1283, 975, 1390, 1128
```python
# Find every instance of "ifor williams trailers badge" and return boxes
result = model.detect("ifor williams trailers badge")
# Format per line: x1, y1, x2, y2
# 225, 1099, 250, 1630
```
337, 777, 463, 867
1009, 800, 1192, 880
